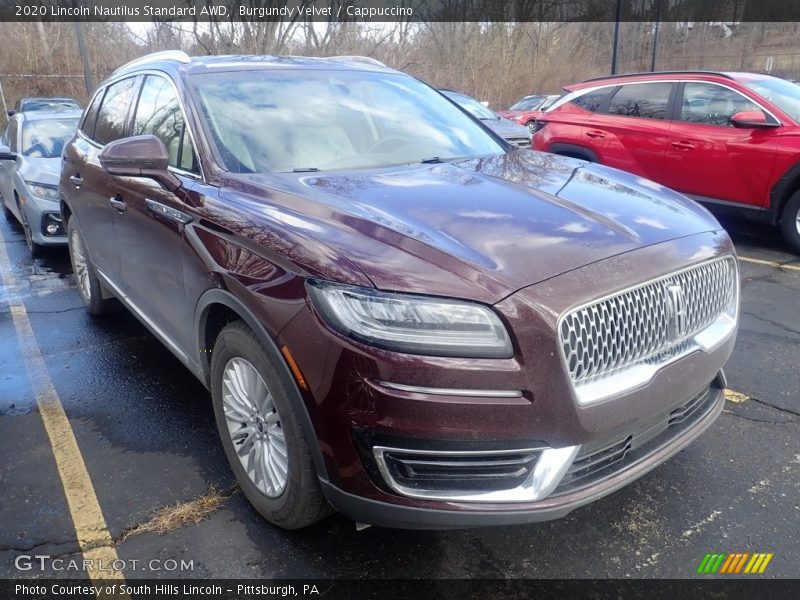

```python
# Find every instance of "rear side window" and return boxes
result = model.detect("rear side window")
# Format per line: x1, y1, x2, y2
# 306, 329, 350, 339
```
133, 75, 199, 174
93, 77, 137, 145
607, 83, 672, 119
80, 89, 104, 138
572, 88, 614, 112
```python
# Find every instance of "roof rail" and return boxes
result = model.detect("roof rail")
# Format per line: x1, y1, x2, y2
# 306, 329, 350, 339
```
325, 55, 387, 67
114, 50, 191, 74
582, 70, 734, 83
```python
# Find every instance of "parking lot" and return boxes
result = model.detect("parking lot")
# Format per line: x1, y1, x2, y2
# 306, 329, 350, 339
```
0, 211, 798, 580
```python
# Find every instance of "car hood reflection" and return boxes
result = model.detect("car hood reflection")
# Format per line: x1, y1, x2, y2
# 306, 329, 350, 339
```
222, 150, 723, 302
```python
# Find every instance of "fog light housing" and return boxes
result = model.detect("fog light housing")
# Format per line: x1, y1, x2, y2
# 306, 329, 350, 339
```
41, 213, 63, 237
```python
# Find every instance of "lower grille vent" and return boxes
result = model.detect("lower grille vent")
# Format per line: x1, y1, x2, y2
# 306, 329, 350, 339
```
382, 450, 540, 493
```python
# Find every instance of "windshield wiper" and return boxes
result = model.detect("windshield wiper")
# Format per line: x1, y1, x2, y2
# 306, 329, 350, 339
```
292, 167, 320, 173
420, 157, 443, 164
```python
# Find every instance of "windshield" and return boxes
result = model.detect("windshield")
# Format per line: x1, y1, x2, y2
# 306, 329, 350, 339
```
21, 99, 80, 112
540, 95, 560, 111
743, 77, 800, 122
509, 96, 545, 111
443, 91, 498, 120
191, 70, 504, 173
21, 118, 78, 158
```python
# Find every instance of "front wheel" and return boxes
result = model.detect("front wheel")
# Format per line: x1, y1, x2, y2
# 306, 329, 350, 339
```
67, 219, 119, 315
1, 197, 13, 222
780, 190, 800, 254
22, 220, 44, 258
210, 321, 331, 529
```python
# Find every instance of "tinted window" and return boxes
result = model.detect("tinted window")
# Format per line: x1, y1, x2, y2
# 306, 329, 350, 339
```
191, 69, 504, 173
134, 75, 198, 173
608, 83, 672, 119
94, 77, 137, 145
81, 90, 104, 138
572, 88, 614, 112
21, 118, 79, 158
681, 82, 761, 126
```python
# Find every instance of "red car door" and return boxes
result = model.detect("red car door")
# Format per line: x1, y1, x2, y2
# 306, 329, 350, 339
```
581, 82, 673, 181
661, 81, 779, 208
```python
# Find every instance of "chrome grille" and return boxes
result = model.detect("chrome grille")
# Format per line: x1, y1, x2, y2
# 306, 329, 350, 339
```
559, 257, 737, 385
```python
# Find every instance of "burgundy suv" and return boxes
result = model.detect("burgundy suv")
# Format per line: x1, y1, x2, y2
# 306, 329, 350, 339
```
60, 52, 739, 529
533, 70, 800, 252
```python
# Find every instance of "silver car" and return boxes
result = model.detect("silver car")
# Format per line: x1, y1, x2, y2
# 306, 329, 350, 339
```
0, 109, 81, 256
439, 89, 532, 148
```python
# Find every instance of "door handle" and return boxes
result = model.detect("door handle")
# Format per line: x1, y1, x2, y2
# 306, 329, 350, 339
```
671, 140, 696, 151
585, 129, 606, 138
109, 195, 127, 213
69, 174, 83, 187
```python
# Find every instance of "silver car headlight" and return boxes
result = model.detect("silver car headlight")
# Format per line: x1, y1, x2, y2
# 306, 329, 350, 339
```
26, 182, 59, 202
307, 280, 513, 358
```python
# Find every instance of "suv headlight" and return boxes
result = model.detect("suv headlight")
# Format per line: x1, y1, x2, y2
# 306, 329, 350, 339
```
26, 182, 59, 202
307, 280, 513, 358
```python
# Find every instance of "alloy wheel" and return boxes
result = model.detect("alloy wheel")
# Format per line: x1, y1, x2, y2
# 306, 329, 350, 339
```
69, 228, 91, 301
222, 357, 289, 497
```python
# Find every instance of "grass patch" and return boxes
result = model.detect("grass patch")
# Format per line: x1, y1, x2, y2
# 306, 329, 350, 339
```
121, 487, 234, 541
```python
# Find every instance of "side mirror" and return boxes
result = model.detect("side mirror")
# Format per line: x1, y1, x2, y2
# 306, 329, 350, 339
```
730, 110, 778, 129
98, 135, 181, 191
0, 143, 15, 161
7, 110, 16, 117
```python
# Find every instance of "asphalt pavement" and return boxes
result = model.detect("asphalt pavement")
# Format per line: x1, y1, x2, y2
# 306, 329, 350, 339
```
0, 212, 798, 581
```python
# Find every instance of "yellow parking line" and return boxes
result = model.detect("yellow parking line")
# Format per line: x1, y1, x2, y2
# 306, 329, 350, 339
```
0, 227, 128, 597
738, 256, 800, 272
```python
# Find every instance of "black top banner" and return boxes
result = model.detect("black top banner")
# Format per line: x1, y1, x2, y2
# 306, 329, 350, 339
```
1, 0, 800, 23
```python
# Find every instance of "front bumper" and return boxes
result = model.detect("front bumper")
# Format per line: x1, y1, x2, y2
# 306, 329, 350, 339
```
275, 231, 737, 528
21, 194, 66, 245
321, 379, 724, 529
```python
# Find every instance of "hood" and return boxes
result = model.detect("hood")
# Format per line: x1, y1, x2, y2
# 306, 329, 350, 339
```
220, 150, 722, 304
19, 157, 61, 186
482, 117, 531, 140
497, 109, 540, 121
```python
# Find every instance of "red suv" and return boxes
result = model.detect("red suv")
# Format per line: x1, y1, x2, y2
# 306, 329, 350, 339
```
533, 71, 800, 252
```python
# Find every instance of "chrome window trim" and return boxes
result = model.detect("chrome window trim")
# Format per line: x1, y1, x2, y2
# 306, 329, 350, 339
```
375, 380, 522, 398
550, 79, 782, 125
373, 444, 580, 503
677, 80, 782, 127
557, 256, 740, 406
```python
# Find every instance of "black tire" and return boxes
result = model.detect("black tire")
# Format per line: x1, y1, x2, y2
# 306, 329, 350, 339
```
21, 219, 44, 258
779, 190, 800, 254
210, 321, 330, 529
1, 197, 13, 222
66, 218, 119, 315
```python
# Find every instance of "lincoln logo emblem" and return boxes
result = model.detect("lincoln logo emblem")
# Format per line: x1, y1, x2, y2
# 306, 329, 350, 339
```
665, 283, 688, 338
